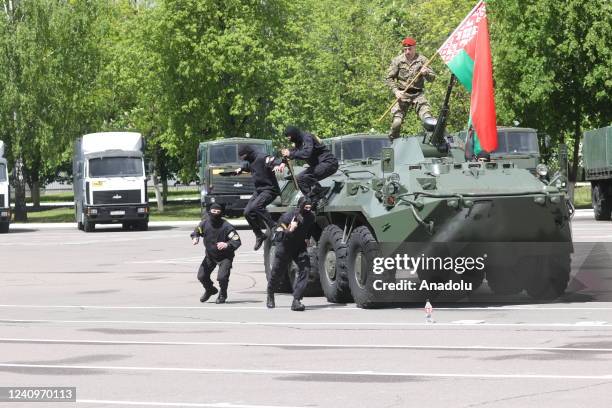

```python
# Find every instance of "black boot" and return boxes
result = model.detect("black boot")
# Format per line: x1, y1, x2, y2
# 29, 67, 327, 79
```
266, 291, 275, 309
200, 286, 218, 303
254, 233, 266, 251
216, 281, 228, 304
291, 298, 305, 311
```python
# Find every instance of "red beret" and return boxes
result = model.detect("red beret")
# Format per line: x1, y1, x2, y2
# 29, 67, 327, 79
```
402, 37, 416, 47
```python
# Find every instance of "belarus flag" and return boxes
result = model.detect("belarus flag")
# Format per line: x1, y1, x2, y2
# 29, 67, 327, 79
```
438, 1, 497, 153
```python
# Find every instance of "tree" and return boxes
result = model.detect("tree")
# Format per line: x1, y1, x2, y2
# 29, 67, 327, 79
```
490, 0, 612, 181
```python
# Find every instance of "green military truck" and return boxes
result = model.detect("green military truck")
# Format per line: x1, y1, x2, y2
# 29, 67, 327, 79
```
452, 127, 542, 173
197, 137, 273, 216
323, 133, 390, 162
582, 125, 612, 220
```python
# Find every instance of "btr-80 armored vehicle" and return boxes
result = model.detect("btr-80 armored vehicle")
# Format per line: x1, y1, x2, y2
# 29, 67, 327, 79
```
265, 77, 573, 307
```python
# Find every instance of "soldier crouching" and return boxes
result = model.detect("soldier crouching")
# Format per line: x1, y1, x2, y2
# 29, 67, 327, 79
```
191, 203, 241, 304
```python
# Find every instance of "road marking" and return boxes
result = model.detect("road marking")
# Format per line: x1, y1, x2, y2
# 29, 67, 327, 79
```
2, 304, 612, 311
77, 400, 305, 408
451, 320, 485, 324
0, 363, 610, 380
2, 337, 612, 353
1, 318, 610, 328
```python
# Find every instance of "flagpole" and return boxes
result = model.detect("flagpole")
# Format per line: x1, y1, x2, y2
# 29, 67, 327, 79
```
376, 52, 439, 123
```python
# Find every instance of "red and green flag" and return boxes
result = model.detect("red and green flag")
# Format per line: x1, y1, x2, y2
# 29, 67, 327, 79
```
438, 0, 497, 153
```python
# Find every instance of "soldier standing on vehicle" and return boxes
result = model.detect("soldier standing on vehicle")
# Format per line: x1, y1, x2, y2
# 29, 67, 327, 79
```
191, 203, 241, 304
266, 197, 314, 311
278, 126, 338, 207
235, 144, 282, 251
386, 37, 436, 141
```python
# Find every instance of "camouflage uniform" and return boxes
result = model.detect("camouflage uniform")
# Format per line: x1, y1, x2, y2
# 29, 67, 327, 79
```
385, 53, 436, 139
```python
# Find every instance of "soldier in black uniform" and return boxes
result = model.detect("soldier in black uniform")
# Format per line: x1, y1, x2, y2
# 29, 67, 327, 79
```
267, 197, 314, 311
191, 203, 241, 304
279, 126, 338, 207
236, 144, 282, 251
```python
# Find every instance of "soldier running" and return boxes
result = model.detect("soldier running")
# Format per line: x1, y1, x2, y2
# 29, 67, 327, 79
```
191, 203, 242, 304
386, 36, 436, 141
267, 197, 315, 311
235, 144, 282, 251
278, 126, 338, 207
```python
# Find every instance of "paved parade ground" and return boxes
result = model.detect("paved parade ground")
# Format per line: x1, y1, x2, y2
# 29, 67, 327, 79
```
1, 209, 612, 407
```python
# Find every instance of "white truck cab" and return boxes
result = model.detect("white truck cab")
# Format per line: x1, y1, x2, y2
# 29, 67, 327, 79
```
0, 141, 10, 233
73, 132, 148, 232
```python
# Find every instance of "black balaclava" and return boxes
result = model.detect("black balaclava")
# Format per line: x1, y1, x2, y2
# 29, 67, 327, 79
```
238, 145, 256, 163
284, 126, 301, 143
297, 196, 312, 217
209, 203, 223, 226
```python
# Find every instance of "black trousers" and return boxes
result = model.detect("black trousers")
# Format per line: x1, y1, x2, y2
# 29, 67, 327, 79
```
244, 190, 277, 237
296, 160, 339, 199
268, 244, 309, 300
197, 256, 233, 289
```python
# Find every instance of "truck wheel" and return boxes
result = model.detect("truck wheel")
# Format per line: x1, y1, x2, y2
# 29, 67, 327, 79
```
346, 226, 384, 308
287, 240, 323, 297
263, 238, 292, 293
0, 222, 9, 233
523, 254, 570, 300
137, 221, 149, 231
83, 220, 95, 232
317, 224, 352, 303
592, 183, 611, 220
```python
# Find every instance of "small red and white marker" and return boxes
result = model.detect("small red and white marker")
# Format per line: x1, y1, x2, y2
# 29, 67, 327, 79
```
424, 299, 434, 323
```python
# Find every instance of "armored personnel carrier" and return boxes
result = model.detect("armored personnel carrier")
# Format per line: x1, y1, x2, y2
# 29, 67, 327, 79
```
265, 77, 573, 307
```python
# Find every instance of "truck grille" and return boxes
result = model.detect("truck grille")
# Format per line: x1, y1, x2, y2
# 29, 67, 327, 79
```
92, 189, 142, 205
210, 175, 255, 195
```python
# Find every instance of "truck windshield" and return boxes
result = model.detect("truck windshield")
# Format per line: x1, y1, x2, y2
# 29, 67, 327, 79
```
88, 157, 143, 178
495, 132, 539, 154
0, 163, 6, 182
336, 138, 390, 160
208, 143, 267, 165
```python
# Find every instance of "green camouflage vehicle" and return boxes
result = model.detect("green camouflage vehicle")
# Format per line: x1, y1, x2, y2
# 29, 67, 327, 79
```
265, 77, 573, 307
451, 127, 543, 174
582, 125, 612, 220
323, 133, 390, 162
197, 137, 273, 216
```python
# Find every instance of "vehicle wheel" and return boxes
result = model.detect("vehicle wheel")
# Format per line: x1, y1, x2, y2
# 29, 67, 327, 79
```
523, 254, 570, 300
317, 224, 352, 303
263, 238, 292, 293
78, 221, 84, 230
346, 226, 388, 308
287, 239, 323, 297
83, 220, 95, 232
137, 221, 149, 231
592, 183, 612, 221
486, 265, 524, 296
0, 222, 9, 233
122, 223, 130, 230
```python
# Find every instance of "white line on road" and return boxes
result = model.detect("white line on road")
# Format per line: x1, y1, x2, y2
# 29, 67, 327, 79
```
0, 363, 610, 380
1, 318, 610, 328
2, 337, 612, 353
2, 304, 612, 311
77, 399, 306, 408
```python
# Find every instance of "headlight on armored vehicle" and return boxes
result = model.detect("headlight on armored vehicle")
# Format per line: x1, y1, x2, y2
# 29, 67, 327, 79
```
384, 182, 400, 195
536, 164, 548, 177
137, 207, 148, 214
0, 211, 7, 217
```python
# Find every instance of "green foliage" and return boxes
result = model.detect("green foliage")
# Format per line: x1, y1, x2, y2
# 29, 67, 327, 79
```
490, 0, 612, 177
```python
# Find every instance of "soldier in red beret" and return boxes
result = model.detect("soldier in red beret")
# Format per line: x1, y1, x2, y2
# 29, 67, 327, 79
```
385, 36, 436, 141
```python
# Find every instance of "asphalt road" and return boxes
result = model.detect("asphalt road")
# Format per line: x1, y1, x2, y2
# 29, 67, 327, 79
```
1, 209, 611, 408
